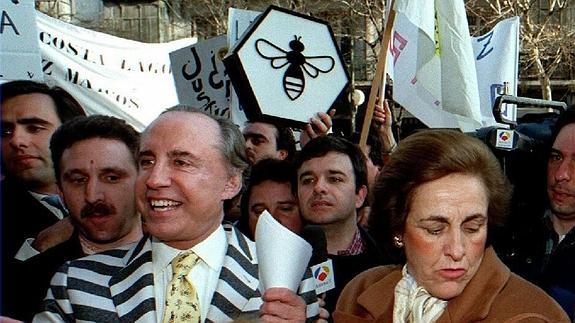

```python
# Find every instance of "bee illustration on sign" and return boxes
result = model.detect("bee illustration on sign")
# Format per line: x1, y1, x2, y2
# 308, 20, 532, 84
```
255, 36, 335, 100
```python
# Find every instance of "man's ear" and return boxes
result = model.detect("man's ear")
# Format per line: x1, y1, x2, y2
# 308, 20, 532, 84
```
354, 185, 368, 208
277, 149, 288, 161
222, 172, 242, 200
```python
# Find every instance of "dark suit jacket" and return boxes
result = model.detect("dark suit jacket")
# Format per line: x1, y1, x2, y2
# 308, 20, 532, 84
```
1, 178, 63, 320
324, 227, 386, 316
12, 232, 85, 321
34, 224, 319, 322
2, 179, 62, 260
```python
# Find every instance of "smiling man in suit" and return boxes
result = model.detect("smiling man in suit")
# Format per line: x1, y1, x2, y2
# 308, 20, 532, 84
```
35, 106, 318, 322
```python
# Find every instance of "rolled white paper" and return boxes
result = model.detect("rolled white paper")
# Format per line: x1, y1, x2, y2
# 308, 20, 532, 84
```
255, 210, 312, 291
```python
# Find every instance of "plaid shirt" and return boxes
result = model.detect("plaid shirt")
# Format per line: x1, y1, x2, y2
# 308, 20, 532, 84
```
542, 210, 575, 267
337, 228, 366, 256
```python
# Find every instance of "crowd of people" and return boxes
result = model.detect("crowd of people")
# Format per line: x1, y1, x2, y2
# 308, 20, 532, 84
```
1, 79, 573, 322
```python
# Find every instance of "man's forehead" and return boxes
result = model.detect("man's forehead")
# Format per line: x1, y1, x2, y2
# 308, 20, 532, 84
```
298, 151, 353, 174
253, 179, 293, 191
144, 112, 217, 137
2, 94, 60, 123
67, 137, 130, 153
250, 181, 295, 201
140, 113, 222, 156
554, 123, 575, 149
243, 122, 277, 137
62, 138, 134, 164
62, 163, 133, 174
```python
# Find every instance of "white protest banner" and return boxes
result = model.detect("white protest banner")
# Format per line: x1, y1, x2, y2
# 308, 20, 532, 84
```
227, 8, 261, 127
388, 0, 482, 131
36, 11, 195, 130
472, 16, 520, 126
170, 35, 231, 118
0, 0, 43, 82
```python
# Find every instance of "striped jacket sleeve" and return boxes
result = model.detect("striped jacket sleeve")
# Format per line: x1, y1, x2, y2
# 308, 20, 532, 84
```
34, 261, 75, 322
33, 249, 128, 322
299, 267, 320, 321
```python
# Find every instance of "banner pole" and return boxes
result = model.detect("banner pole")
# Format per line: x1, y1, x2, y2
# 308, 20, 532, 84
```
359, 0, 396, 149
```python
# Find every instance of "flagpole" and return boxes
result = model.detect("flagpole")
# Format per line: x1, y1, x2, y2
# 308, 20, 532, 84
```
359, 0, 396, 149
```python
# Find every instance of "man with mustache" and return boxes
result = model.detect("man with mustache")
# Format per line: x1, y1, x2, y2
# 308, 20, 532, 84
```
504, 108, 575, 318
49, 115, 143, 254
294, 135, 386, 315
15, 115, 143, 320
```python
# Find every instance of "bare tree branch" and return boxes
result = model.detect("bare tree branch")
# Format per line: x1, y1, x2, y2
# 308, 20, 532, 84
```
468, 0, 574, 100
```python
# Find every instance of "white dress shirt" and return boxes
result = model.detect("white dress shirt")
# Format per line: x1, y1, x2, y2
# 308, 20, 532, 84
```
152, 225, 227, 322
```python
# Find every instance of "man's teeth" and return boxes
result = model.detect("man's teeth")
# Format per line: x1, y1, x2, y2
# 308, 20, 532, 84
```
150, 200, 180, 207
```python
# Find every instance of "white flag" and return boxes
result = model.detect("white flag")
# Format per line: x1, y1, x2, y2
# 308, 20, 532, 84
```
389, 0, 482, 131
472, 17, 520, 126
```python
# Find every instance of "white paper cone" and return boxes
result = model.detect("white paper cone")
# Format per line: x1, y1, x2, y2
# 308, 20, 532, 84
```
255, 210, 312, 291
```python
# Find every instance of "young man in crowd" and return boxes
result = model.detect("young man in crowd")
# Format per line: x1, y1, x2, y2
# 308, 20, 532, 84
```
238, 158, 302, 239
505, 108, 575, 319
1, 81, 86, 260
1, 80, 85, 319
294, 135, 386, 315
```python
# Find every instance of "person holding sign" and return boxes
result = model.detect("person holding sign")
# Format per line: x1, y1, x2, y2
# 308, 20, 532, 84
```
354, 98, 397, 230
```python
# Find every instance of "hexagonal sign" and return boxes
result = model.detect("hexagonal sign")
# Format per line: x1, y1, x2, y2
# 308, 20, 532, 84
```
224, 5, 349, 128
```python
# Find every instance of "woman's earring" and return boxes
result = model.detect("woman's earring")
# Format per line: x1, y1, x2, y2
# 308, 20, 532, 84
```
393, 235, 404, 248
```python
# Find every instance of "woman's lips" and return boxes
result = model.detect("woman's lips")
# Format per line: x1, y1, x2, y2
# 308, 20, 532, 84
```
438, 268, 466, 279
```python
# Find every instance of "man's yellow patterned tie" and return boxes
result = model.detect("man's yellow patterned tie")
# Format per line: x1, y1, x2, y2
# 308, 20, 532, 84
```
163, 251, 201, 323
